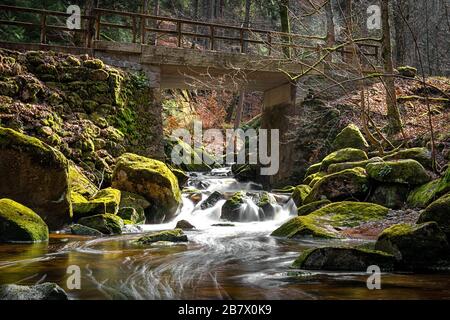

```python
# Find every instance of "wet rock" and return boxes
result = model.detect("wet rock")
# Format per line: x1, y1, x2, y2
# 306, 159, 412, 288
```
112, 153, 181, 223
291, 185, 311, 207
212, 223, 235, 227
407, 166, 450, 208
0, 127, 71, 230
136, 228, 188, 244
382, 147, 432, 169
176, 220, 195, 230
119, 191, 150, 224
321, 148, 368, 169
366, 159, 431, 185
418, 193, 450, 237
303, 171, 327, 186
70, 223, 103, 236
117, 207, 146, 225
304, 167, 370, 204
200, 191, 224, 210
368, 184, 409, 209
256, 192, 277, 220
77, 213, 124, 235
68, 165, 98, 198
171, 168, 189, 186
272, 201, 389, 239
297, 199, 331, 216
220, 191, 245, 222
72, 188, 121, 220
292, 247, 394, 271
331, 124, 369, 151
375, 222, 450, 270
0, 198, 49, 242
0, 283, 68, 300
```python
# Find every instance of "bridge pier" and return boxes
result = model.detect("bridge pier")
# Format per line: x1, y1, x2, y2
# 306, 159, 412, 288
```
261, 82, 298, 188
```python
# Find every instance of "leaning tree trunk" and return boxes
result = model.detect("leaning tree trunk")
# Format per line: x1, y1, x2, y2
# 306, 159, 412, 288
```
381, 0, 403, 134
279, 0, 291, 58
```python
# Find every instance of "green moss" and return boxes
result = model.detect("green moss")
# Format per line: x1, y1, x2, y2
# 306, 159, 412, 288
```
69, 165, 98, 198
407, 166, 450, 208
136, 228, 188, 244
366, 159, 431, 185
305, 162, 323, 177
297, 199, 331, 216
0, 199, 49, 242
382, 147, 432, 169
327, 157, 383, 174
418, 193, 450, 235
303, 171, 327, 185
397, 66, 417, 78
0, 80, 19, 97
83, 59, 104, 70
72, 188, 121, 220
291, 185, 311, 206
117, 207, 145, 224
77, 213, 123, 235
272, 201, 389, 239
331, 124, 369, 151
321, 148, 368, 168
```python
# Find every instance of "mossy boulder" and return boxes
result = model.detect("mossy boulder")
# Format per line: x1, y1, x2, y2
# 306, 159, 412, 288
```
297, 199, 331, 216
0, 127, 71, 230
0, 283, 68, 300
0, 198, 49, 242
119, 191, 150, 223
407, 166, 450, 208
171, 168, 189, 186
375, 222, 449, 270
220, 191, 245, 222
117, 207, 146, 225
112, 153, 182, 223
77, 213, 124, 235
271, 202, 389, 239
327, 157, 383, 174
382, 147, 432, 169
69, 165, 98, 198
83, 59, 104, 70
256, 192, 277, 220
136, 229, 188, 244
397, 66, 417, 78
368, 184, 409, 209
291, 185, 311, 207
304, 167, 370, 204
321, 148, 368, 169
70, 223, 103, 236
303, 171, 327, 186
72, 188, 121, 220
331, 124, 369, 151
418, 193, 450, 236
292, 247, 394, 271
305, 163, 323, 177
366, 160, 431, 185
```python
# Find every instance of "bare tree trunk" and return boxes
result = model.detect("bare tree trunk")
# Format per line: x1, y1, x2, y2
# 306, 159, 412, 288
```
234, 91, 245, 129
152, 0, 160, 45
325, 0, 335, 62
279, 0, 291, 58
381, 0, 403, 134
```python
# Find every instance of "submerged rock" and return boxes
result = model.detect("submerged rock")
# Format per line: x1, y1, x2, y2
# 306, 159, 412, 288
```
292, 247, 394, 271
72, 187, 121, 220
136, 229, 188, 244
271, 202, 389, 239
304, 167, 370, 203
0, 198, 49, 242
70, 223, 103, 236
321, 148, 368, 169
175, 219, 195, 230
375, 222, 450, 270
331, 124, 369, 151
0, 127, 71, 230
112, 153, 181, 223
77, 213, 124, 235
366, 159, 431, 185
0, 283, 68, 300
418, 193, 450, 236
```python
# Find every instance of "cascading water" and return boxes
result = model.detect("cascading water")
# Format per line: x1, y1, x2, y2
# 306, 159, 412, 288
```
1, 169, 450, 299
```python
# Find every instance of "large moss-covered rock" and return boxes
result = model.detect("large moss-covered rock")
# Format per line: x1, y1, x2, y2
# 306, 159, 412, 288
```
331, 124, 369, 151
303, 171, 327, 186
327, 157, 383, 174
368, 184, 409, 209
70, 223, 103, 236
72, 187, 121, 220
0, 198, 49, 242
69, 165, 98, 198
366, 160, 431, 185
382, 147, 432, 169
321, 148, 368, 169
304, 167, 370, 204
0, 283, 68, 300
220, 191, 245, 222
291, 185, 311, 207
292, 247, 394, 271
407, 166, 450, 208
0, 127, 71, 229
297, 199, 331, 216
112, 153, 181, 223
375, 222, 450, 270
136, 229, 188, 244
418, 193, 450, 236
77, 213, 124, 235
271, 202, 389, 239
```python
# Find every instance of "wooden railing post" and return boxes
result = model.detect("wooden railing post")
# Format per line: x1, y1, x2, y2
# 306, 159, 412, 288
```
240, 29, 244, 53
95, 12, 101, 40
40, 13, 46, 44
210, 25, 214, 50
132, 16, 137, 43
177, 21, 182, 47
141, 16, 146, 44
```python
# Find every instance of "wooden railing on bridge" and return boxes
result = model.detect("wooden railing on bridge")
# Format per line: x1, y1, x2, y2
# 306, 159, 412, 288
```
0, 4, 380, 64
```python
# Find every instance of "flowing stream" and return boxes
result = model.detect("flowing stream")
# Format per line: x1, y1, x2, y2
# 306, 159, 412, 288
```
1, 169, 450, 300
